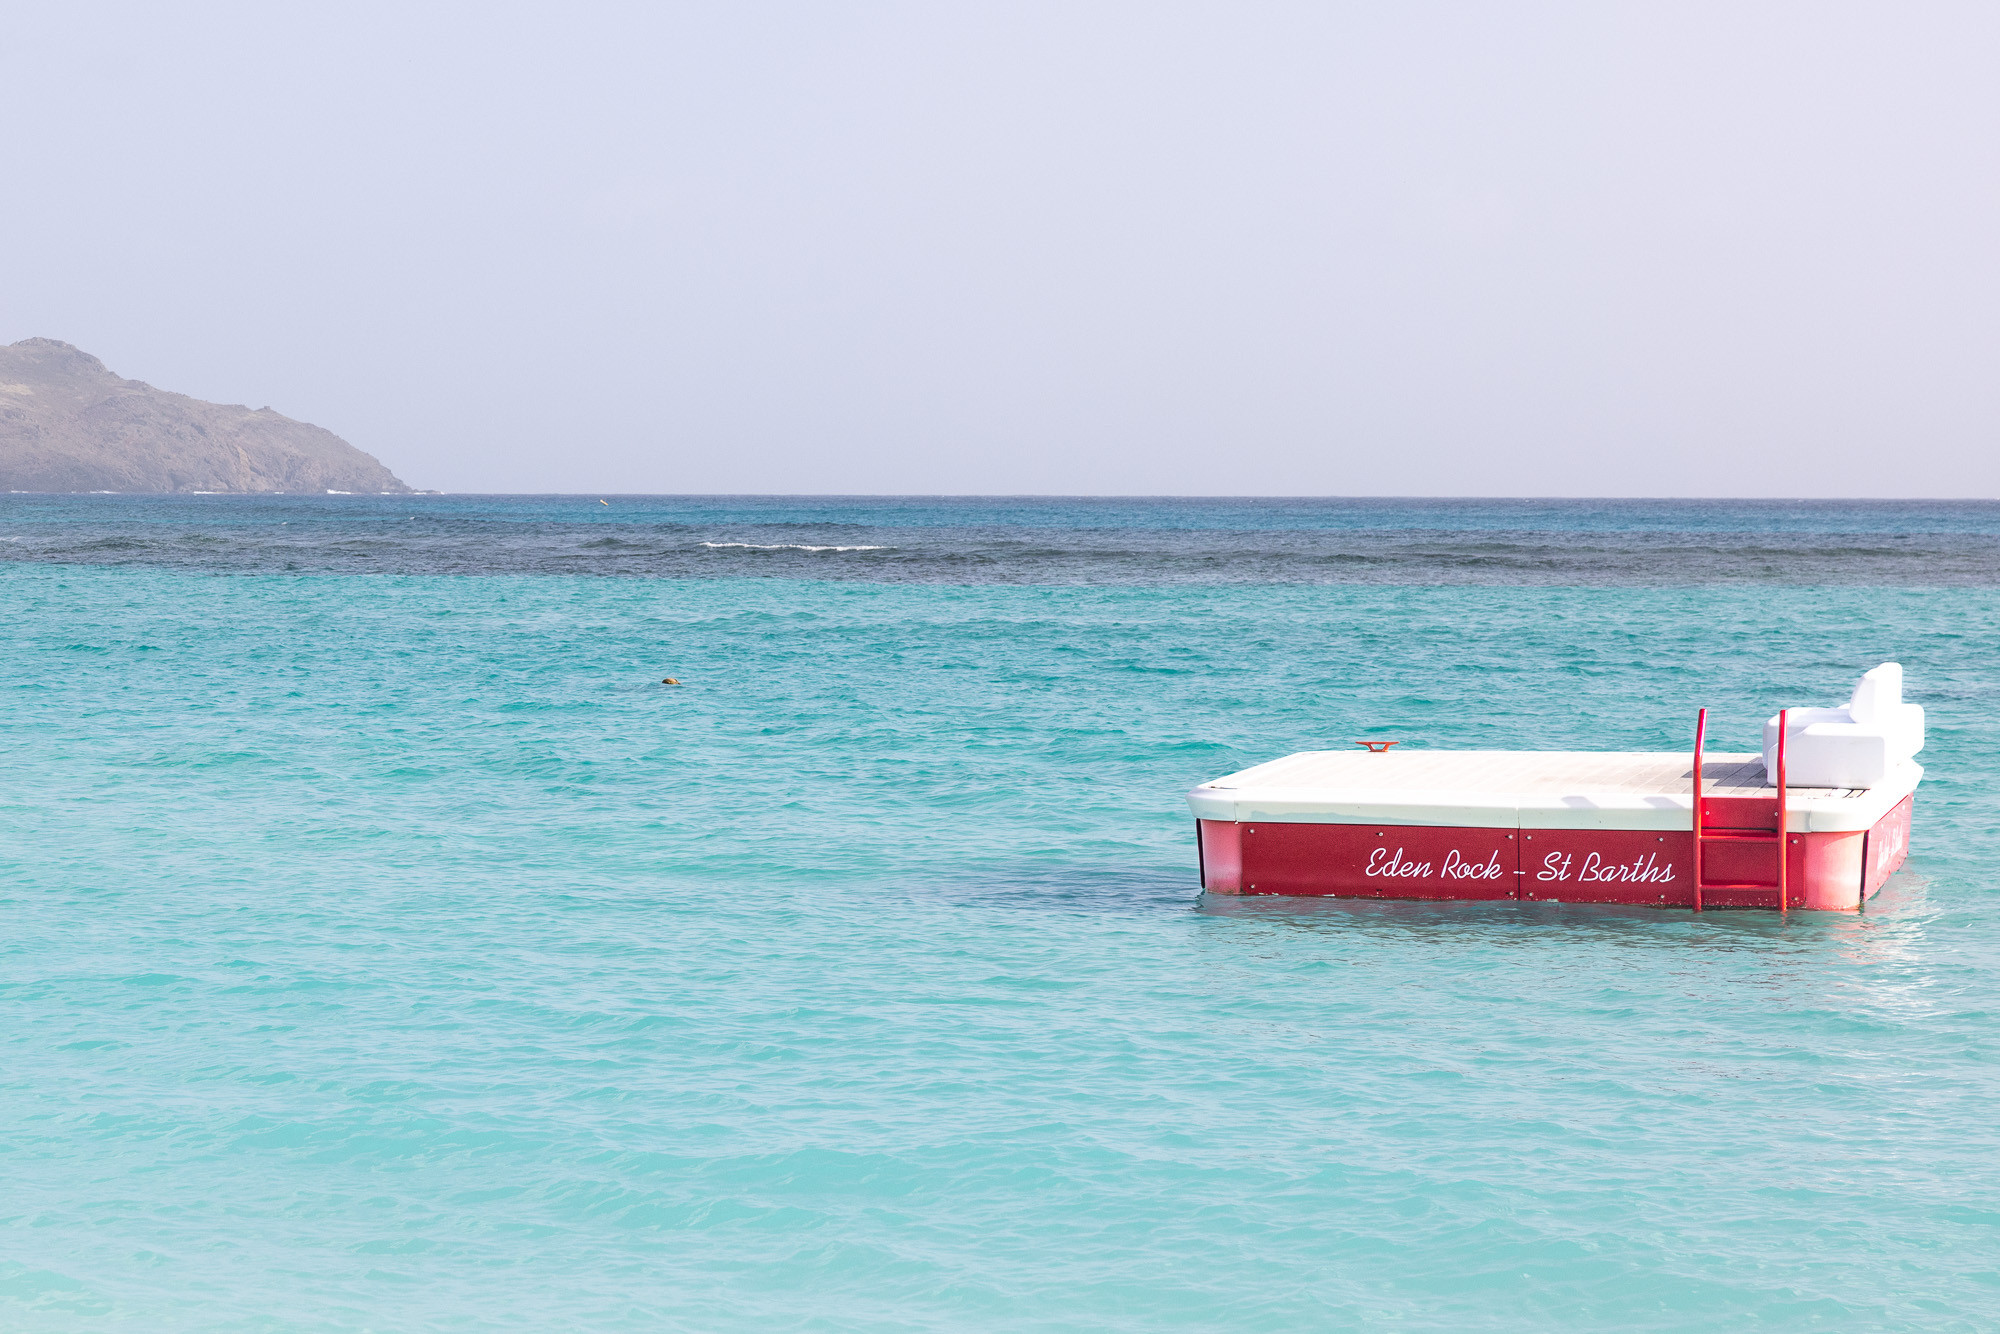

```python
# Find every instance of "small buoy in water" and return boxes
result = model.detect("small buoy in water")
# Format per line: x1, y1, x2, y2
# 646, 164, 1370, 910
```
662, 677, 680, 685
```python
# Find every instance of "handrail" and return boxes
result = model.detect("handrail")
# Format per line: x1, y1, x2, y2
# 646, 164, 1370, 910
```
1692, 708, 1707, 912
1776, 707, 1788, 912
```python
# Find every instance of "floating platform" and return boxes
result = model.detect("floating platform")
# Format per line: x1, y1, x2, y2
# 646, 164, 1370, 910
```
1189, 748, 1915, 910
1190, 666, 1923, 910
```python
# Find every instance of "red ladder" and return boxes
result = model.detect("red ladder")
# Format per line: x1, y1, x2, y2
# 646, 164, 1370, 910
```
1691, 707, 1788, 912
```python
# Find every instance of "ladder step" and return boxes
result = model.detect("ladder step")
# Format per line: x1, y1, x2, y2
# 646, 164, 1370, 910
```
1699, 828, 1779, 843
1697, 879, 1778, 891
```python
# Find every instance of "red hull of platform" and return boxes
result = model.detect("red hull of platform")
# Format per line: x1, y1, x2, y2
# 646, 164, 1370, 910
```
1198, 795, 1912, 911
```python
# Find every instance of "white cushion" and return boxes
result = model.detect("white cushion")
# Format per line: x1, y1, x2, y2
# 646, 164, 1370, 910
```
1762, 663, 1923, 788
1848, 662, 1902, 724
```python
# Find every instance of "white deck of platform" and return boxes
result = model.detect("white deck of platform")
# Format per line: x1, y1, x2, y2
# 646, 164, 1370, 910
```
1186, 749, 1920, 833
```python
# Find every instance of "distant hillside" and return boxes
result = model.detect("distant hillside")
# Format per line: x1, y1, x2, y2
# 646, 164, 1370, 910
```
0, 339, 410, 494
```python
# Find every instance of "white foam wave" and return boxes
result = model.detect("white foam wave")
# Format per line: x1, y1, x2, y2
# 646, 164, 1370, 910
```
700, 542, 891, 552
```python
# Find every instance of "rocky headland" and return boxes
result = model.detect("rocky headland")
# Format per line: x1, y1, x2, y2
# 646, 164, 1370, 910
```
0, 338, 410, 494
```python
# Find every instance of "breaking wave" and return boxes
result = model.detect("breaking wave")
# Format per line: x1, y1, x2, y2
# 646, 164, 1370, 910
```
700, 541, 892, 552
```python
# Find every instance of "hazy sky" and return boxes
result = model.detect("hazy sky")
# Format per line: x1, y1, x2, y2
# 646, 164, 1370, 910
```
5, 3, 1997, 496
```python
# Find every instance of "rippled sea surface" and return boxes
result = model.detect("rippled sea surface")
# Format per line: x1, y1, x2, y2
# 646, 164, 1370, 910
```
4, 495, 1999, 1331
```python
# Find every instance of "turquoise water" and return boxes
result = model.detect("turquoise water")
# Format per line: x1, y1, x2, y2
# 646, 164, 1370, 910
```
4, 500, 2000, 1329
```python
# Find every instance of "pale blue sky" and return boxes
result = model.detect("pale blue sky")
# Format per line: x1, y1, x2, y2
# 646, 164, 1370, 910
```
5, 2, 1996, 495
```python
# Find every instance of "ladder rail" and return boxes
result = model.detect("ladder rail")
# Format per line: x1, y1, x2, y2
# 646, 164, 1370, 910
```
1692, 708, 1707, 912
1777, 706, 1788, 912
